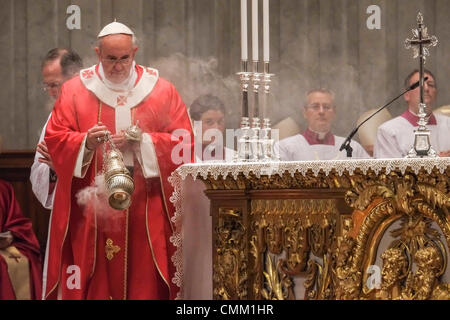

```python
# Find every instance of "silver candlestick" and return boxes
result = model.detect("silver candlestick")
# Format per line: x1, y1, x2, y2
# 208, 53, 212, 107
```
250, 60, 263, 161
261, 118, 274, 161
235, 60, 252, 161
236, 117, 251, 161
260, 61, 277, 161
405, 12, 438, 158
252, 61, 263, 118
250, 117, 261, 161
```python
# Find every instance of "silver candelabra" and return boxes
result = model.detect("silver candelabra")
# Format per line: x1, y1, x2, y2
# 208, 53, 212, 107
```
235, 60, 277, 162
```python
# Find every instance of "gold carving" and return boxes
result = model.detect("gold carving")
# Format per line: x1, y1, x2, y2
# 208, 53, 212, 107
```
202, 170, 352, 190
105, 238, 120, 261
374, 248, 409, 300
342, 167, 450, 300
261, 253, 294, 300
214, 208, 247, 300
205, 164, 450, 300
249, 198, 338, 299
280, 218, 308, 275
333, 236, 361, 300
202, 174, 249, 190
362, 215, 449, 300
403, 246, 444, 300
431, 284, 450, 300
305, 254, 333, 300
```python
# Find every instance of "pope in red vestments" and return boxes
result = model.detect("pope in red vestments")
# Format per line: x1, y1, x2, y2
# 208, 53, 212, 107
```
0, 179, 42, 299
43, 22, 194, 300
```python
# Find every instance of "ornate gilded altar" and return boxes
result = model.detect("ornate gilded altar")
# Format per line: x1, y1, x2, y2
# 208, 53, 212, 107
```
170, 158, 450, 300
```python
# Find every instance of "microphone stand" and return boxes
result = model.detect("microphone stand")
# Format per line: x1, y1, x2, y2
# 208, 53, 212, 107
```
339, 78, 425, 157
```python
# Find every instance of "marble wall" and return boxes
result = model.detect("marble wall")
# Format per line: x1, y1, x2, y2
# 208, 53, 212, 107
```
0, 0, 449, 149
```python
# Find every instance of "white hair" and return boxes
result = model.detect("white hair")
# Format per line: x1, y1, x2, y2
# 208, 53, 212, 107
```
97, 33, 138, 51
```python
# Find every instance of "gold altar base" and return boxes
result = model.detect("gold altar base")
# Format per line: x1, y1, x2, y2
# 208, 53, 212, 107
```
199, 164, 450, 300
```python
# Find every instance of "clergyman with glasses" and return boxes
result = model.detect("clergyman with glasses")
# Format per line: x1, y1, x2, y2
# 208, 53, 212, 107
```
276, 88, 370, 160
374, 69, 450, 158
42, 22, 193, 300
30, 48, 83, 209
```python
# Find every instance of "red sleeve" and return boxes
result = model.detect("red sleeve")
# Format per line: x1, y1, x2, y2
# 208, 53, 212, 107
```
44, 82, 87, 181
146, 80, 194, 219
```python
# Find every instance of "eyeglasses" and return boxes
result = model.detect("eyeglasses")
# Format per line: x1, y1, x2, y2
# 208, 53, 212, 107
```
305, 104, 335, 112
101, 56, 132, 66
42, 82, 62, 92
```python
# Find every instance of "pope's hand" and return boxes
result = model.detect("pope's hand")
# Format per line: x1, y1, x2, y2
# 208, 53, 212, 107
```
111, 131, 127, 151
111, 130, 138, 153
86, 123, 109, 150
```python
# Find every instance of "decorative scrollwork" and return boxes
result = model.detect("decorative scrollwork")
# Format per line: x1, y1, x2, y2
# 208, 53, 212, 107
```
333, 236, 361, 300
192, 159, 450, 300
213, 208, 248, 300
261, 253, 295, 300
249, 198, 338, 298
280, 218, 308, 275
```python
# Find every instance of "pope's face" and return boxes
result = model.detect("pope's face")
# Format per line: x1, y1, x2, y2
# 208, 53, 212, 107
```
404, 72, 437, 115
42, 59, 64, 100
96, 34, 137, 84
303, 91, 336, 133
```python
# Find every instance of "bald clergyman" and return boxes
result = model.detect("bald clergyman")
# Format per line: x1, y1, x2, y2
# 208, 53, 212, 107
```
276, 88, 370, 161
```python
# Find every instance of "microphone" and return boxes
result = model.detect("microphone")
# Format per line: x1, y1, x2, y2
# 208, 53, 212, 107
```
339, 77, 428, 157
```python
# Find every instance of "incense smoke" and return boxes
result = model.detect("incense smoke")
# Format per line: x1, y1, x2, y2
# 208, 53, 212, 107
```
76, 174, 122, 232
151, 53, 241, 129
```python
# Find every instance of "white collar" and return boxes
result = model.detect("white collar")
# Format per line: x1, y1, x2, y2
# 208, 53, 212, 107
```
308, 128, 330, 140
79, 64, 159, 110
407, 108, 433, 120
98, 61, 137, 92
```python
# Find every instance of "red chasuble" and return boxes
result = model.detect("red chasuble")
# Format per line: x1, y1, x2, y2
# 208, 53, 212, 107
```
44, 64, 194, 300
0, 179, 42, 299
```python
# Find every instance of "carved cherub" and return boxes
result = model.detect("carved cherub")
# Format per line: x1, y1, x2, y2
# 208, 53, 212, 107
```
375, 248, 409, 300
431, 284, 450, 300
405, 246, 443, 300
334, 236, 360, 300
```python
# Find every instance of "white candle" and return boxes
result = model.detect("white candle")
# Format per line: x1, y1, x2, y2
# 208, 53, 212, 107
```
263, 0, 269, 62
241, 0, 248, 61
252, 0, 259, 62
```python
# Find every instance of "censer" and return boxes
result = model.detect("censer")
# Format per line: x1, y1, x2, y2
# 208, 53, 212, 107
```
102, 134, 135, 210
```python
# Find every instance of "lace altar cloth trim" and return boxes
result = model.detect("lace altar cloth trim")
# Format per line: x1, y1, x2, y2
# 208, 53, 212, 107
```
168, 158, 449, 298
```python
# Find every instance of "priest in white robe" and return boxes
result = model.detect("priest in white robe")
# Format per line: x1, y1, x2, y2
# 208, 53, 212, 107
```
374, 69, 450, 158
276, 88, 370, 161
30, 48, 82, 209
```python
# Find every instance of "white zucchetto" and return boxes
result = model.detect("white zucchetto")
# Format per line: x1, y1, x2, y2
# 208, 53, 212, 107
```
97, 21, 134, 38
